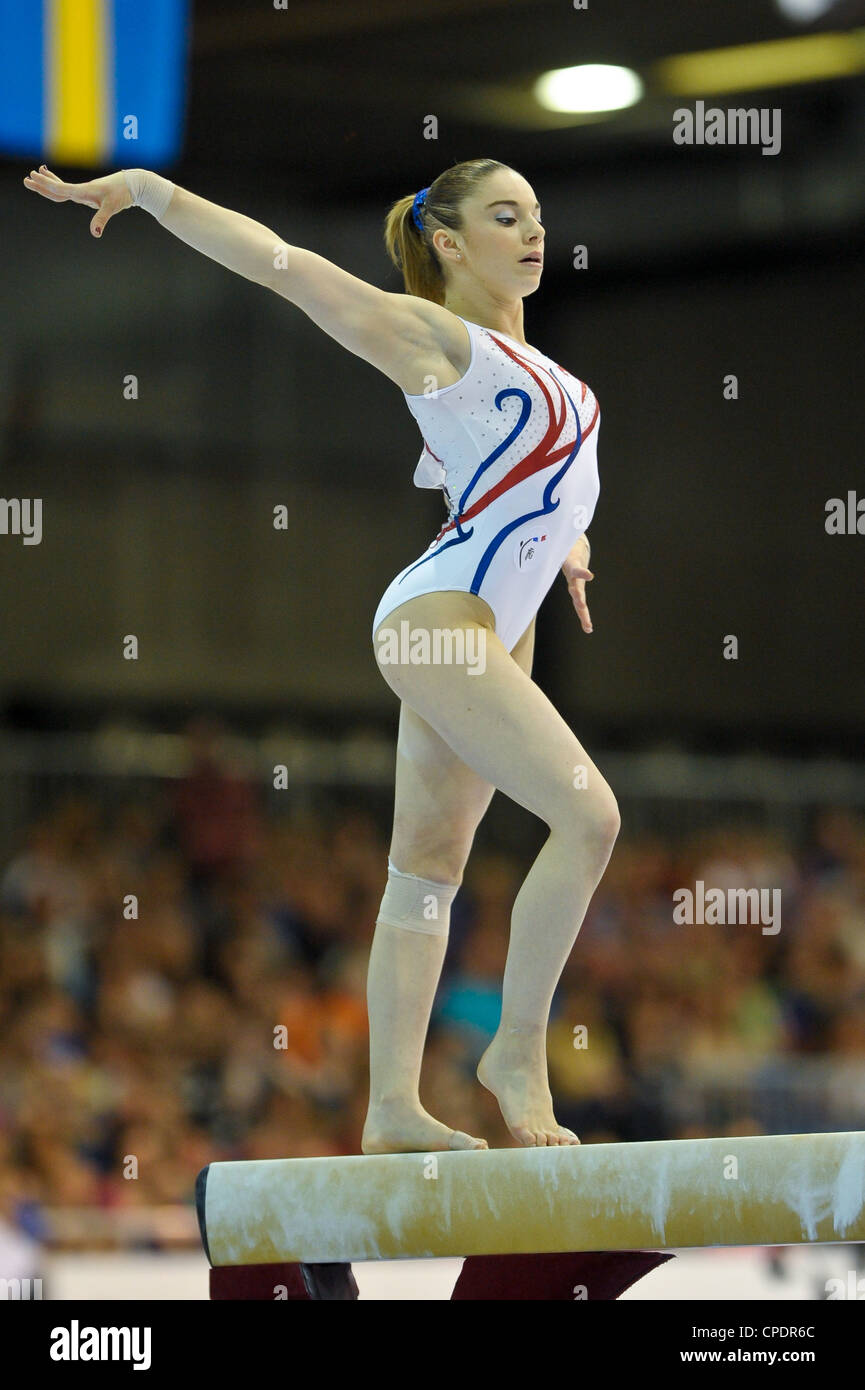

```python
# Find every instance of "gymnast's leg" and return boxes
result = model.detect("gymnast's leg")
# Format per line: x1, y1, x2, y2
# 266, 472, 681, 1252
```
362, 611, 535, 1154
373, 592, 620, 1147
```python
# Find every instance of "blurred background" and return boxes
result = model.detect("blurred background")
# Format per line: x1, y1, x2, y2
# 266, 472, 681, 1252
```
1, 0, 864, 1299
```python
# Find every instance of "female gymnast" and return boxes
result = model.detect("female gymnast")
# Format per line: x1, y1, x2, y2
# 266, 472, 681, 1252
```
24, 157, 620, 1153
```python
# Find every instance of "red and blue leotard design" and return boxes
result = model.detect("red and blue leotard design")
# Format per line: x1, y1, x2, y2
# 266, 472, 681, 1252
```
372, 315, 601, 652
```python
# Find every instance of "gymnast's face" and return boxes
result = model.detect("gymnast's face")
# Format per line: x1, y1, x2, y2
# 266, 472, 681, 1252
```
439, 169, 544, 298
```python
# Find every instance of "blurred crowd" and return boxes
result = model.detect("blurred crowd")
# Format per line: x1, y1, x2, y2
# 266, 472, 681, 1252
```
1, 719, 865, 1244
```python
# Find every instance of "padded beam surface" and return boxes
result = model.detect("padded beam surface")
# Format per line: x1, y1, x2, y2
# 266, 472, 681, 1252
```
197, 1130, 865, 1267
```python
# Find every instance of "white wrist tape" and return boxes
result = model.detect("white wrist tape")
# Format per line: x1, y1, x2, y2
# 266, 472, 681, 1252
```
122, 168, 176, 222
376, 857, 459, 936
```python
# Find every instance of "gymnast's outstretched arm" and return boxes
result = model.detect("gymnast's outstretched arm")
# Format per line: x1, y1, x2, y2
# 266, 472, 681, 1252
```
22, 164, 459, 394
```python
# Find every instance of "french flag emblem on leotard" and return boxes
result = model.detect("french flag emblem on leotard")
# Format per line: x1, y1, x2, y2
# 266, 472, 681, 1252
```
514, 533, 548, 570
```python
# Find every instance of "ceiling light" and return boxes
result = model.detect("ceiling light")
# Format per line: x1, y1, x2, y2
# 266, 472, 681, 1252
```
774, 0, 835, 21
655, 29, 865, 95
534, 64, 644, 114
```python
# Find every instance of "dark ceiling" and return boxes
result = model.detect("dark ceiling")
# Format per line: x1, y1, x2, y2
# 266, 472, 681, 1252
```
184, 0, 865, 201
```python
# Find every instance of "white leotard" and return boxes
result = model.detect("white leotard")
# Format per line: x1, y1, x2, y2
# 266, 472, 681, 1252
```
372, 315, 601, 653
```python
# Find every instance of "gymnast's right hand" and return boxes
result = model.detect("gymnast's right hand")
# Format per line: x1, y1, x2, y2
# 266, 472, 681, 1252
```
23, 164, 132, 238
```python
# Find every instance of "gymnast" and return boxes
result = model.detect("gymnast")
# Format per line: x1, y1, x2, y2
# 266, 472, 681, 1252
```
24, 157, 619, 1152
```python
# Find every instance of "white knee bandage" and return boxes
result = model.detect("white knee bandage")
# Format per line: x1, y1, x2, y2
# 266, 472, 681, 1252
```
376, 857, 458, 936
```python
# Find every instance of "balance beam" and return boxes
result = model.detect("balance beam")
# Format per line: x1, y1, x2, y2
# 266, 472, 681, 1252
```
196, 1129, 865, 1267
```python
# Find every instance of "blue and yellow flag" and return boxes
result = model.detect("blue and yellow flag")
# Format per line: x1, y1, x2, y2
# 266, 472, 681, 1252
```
0, 0, 189, 166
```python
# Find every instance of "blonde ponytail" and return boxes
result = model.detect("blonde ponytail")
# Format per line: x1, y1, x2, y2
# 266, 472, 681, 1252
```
383, 158, 514, 304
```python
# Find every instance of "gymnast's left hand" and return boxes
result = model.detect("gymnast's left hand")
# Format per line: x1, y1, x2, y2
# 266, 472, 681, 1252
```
562, 534, 593, 634
22, 164, 132, 236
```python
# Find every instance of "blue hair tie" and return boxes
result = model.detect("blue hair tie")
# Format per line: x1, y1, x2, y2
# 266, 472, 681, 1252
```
411, 186, 430, 232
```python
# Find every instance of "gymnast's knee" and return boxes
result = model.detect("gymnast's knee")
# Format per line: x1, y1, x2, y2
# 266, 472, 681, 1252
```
553, 784, 621, 866
376, 857, 460, 937
582, 789, 621, 864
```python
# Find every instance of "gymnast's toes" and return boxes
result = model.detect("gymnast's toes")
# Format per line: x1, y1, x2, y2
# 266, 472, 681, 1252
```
540, 1126, 580, 1146
448, 1130, 489, 1151
509, 1122, 581, 1147
512, 1126, 544, 1146
361, 1104, 488, 1154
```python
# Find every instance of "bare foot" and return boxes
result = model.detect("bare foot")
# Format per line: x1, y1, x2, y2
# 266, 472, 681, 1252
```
362, 1098, 488, 1154
477, 1026, 580, 1147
